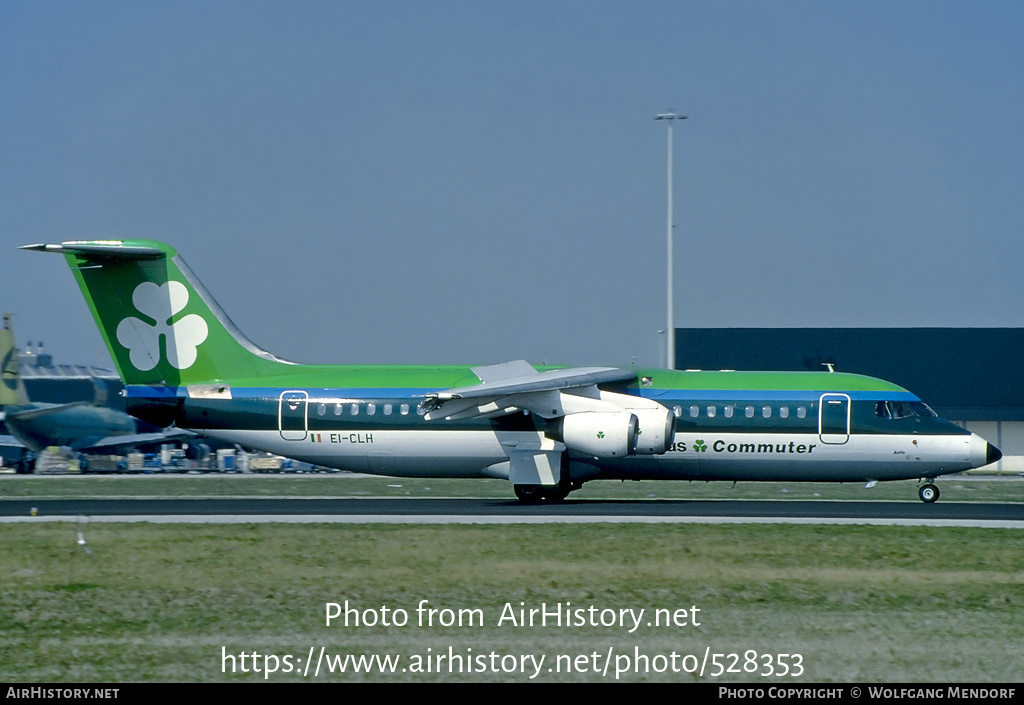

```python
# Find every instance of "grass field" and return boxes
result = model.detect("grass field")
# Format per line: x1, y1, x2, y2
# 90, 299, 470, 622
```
2, 518, 1023, 682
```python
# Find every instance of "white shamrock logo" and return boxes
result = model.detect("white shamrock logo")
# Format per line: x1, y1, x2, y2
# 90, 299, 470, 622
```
115, 281, 209, 371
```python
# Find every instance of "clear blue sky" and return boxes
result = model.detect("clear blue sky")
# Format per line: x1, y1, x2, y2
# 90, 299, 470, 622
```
3, 1, 1022, 369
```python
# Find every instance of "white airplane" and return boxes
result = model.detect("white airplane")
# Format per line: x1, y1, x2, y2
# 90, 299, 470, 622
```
23, 239, 1001, 500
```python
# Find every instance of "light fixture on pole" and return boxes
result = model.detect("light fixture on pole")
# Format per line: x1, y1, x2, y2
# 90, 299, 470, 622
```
654, 110, 686, 370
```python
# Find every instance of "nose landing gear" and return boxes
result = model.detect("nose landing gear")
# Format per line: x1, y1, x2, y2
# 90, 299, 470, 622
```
918, 481, 940, 503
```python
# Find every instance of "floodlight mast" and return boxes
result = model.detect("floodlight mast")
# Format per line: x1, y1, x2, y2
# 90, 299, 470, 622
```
654, 111, 686, 370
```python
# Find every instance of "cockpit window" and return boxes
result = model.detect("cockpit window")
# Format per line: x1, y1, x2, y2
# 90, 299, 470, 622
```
875, 400, 937, 420
909, 402, 938, 418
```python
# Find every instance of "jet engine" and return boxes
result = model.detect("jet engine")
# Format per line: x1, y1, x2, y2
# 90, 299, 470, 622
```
546, 411, 638, 458
630, 406, 676, 455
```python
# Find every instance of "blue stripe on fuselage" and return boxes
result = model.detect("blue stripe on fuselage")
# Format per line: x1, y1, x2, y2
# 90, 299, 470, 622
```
125, 386, 921, 403
636, 389, 920, 402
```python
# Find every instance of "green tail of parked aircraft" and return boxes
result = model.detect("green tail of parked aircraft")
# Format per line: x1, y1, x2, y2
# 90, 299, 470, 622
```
24, 239, 1001, 502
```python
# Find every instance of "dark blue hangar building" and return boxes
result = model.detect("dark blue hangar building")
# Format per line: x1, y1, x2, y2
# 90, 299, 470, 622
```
674, 328, 1023, 473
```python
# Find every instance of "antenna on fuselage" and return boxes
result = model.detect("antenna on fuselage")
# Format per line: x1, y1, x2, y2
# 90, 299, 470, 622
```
822, 362, 835, 373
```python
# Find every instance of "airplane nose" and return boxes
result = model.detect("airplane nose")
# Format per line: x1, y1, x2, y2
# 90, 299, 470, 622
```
969, 433, 1000, 469
987, 443, 1002, 466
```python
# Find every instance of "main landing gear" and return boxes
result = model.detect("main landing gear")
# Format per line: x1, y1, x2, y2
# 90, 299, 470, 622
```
918, 481, 940, 503
513, 483, 574, 503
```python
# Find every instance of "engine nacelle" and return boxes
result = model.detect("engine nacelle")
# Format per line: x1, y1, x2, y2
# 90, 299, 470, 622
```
547, 411, 638, 458
631, 406, 676, 455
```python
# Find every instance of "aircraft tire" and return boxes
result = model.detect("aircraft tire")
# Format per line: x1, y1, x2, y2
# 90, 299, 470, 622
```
541, 486, 571, 502
514, 484, 543, 503
918, 483, 939, 503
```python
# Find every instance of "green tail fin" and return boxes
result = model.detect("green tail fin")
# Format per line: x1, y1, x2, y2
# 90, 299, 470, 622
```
1, 314, 31, 406
22, 240, 293, 387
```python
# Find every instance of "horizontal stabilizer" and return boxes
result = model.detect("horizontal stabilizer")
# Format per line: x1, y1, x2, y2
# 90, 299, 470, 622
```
20, 242, 166, 260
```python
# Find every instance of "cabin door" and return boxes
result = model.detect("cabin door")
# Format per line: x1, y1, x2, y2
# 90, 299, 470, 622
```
278, 391, 309, 441
818, 393, 850, 445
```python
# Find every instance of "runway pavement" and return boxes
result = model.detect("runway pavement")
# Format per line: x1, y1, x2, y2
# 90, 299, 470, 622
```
2, 496, 1023, 527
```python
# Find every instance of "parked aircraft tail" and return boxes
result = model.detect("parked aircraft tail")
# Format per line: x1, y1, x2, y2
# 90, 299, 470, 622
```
19, 241, 294, 387
1, 314, 31, 406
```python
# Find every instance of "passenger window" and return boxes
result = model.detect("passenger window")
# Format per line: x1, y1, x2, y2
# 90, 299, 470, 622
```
779, 406, 789, 419
317, 403, 326, 416
797, 406, 807, 419
724, 405, 734, 418
417, 406, 426, 416
350, 403, 359, 416
334, 403, 343, 416
762, 406, 771, 418
384, 403, 393, 416
689, 405, 700, 418
672, 405, 683, 418
706, 405, 716, 418
400, 404, 410, 416
367, 403, 376, 416
745, 406, 755, 418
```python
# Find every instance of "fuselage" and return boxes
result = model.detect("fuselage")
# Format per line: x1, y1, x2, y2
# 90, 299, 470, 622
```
3, 403, 137, 452
125, 367, 997, 484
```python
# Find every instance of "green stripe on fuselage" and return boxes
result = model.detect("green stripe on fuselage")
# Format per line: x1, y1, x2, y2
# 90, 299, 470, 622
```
635, 369, 909, 394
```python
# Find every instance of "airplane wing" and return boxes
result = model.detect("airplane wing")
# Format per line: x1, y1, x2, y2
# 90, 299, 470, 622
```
0, 427, 194, 453
420, 361, 675, 487
2, 402, 90, 422
419, 360, 638, 421
73, 429, 196, 453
